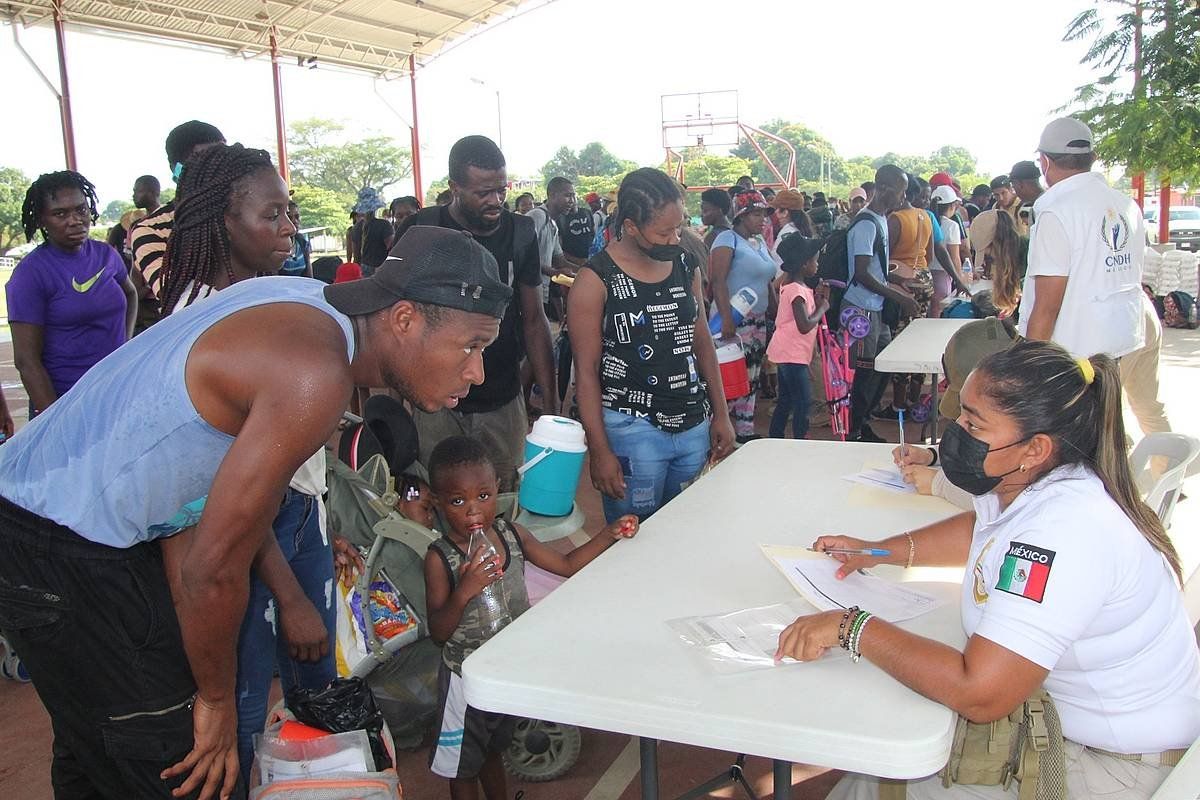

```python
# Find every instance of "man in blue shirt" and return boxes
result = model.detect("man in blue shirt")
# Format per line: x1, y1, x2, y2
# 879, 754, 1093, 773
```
841, 165, 919, 442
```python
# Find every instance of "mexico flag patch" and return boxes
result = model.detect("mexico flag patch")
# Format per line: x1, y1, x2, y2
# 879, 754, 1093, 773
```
996, 542, 1056, 603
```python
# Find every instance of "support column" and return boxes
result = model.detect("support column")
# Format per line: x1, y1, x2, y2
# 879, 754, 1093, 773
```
51, 0, 77, 171
409, 54, 423, 202
270, 27, 289, 183
1159, 181, 1171, 246
1133, 173, 1145, 210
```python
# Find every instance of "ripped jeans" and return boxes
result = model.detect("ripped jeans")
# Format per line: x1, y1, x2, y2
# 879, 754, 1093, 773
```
600, 408, 710, 523
235, 489, 336, 787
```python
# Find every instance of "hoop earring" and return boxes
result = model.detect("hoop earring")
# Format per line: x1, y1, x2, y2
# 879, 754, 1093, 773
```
1019, 464, 1027, 472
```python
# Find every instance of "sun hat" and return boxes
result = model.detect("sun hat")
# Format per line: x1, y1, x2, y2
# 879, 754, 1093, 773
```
353, 187, 386, 215
324, 226, 512, 319
731, 190, 771, 220
967, 210, 1000, 259
769, 189, 806, 211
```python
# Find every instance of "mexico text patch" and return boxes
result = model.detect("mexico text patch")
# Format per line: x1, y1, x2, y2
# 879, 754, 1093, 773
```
996, 542, 1056, 603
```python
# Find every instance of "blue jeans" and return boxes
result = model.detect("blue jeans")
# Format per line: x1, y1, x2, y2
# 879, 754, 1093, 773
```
769, 362, 813, 440
235, 489, 336, 785
601, 408, 710, 523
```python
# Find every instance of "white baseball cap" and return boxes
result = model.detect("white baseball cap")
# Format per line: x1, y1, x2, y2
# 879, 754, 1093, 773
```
930, 185, 959, 205
1037, 118, 1094, 155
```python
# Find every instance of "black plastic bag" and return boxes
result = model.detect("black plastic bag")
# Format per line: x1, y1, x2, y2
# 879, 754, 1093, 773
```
286, 677, 393, 771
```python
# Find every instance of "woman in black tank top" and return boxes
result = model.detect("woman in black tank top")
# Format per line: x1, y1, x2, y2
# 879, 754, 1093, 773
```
569, 169, 735, 522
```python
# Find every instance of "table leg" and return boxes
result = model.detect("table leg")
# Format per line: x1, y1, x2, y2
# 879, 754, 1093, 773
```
772, 759, 791, 800
640, 737, 660, 800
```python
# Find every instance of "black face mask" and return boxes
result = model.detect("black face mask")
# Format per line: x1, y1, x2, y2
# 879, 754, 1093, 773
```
637, 241, 685, 262
938, 424, 1028, 496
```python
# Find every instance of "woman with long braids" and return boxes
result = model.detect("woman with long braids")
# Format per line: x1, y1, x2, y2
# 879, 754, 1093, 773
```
780, 340, 1200, 799
158, 143, 341, 789
160, 144, 297, 313
570, 168, 735, 522
7, 171, 137, 415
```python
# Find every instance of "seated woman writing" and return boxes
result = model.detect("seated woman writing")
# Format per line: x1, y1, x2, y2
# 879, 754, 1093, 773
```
778, 340, 1200, 799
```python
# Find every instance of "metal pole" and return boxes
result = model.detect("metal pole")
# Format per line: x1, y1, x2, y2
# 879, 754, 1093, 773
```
1159, 181, 1171, 246
409, 54, 423, 202
639, 737, 659, 800
269, 27, 289, 183
496, 89, 503, 151
51, 0, 77, 171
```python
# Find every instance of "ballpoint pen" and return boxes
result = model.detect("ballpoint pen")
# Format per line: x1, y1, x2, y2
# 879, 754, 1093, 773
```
808, 547, 892, 557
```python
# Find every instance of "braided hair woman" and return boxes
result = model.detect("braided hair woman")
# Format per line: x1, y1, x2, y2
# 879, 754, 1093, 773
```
156, 143, 338, 789
160, 143, 296, 313
569, 167, 735, 522
7, 171, 137, 415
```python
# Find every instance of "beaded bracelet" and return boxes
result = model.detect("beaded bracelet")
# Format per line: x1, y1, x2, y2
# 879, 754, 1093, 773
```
838, 605, 860, 650
844, 609, 870, 661
851, 613, 874, 663
904, 531, 915, 569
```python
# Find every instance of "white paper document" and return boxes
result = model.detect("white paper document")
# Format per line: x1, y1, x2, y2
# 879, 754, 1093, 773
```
764, 551, 941, 623
667, 599, 815, 672
842, 466, 915, 493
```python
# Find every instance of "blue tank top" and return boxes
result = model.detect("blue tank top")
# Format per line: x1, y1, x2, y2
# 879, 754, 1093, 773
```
0, 277, 355, 547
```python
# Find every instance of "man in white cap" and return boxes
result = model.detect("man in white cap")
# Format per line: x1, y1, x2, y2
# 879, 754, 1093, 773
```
1018, 117, 1145, 359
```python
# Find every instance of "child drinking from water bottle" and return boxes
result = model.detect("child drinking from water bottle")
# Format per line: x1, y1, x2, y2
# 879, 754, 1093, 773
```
767, 236, 831, 439
424, 435, 638, 800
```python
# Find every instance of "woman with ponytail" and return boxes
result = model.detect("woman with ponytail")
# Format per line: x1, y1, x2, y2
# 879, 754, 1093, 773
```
778, 340, 1199, 799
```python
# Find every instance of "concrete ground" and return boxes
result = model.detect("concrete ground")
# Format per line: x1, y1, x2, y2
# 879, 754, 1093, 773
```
0, 326, 1197, 799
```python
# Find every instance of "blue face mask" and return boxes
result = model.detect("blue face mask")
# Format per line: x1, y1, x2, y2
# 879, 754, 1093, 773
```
172, 162, 185, 183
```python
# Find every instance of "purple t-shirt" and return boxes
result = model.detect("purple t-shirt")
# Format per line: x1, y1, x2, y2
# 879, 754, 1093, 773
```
6, 238, 128, 397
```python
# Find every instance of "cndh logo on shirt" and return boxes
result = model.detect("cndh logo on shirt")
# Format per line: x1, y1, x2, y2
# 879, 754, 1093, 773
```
1099, 208, 1132, 269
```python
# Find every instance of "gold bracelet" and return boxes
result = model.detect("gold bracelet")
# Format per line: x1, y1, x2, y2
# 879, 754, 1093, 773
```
904, 531, 915, 569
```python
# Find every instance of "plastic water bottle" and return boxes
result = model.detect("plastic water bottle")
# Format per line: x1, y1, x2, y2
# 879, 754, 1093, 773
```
961, 257, 974, 285
468, 525, 512, 635
709, 286, 759, 334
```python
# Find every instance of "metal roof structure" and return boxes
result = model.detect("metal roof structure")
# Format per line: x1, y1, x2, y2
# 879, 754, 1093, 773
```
4, 1, 551, 192
5, 0, 537, 76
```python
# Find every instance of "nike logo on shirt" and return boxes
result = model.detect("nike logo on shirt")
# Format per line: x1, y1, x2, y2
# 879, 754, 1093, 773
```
71, 269, 105, 293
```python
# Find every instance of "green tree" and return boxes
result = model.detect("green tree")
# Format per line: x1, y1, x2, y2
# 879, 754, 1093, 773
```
673, 152, 754, 190
424, 177, 451, 208
541, 142, 633, 184
288, 118, 413, 196
542, 146, 581, 183
101, 199, 134, 225
1064, 0, 1200, 184
289, 184, 355, 238
731, 120, 847, 185
0, 166, 31, 253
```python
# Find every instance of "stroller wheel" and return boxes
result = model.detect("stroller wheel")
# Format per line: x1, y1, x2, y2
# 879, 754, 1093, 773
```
840, 308, 871, 340
503, 718, 582, 782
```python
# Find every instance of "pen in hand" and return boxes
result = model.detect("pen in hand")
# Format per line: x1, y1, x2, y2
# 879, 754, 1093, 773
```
808, 547, 891, 557
898, 409, 908, 460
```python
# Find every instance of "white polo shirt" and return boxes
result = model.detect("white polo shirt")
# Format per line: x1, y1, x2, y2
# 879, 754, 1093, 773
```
962, 464, 1200, 753
1018, 171, 1145, 357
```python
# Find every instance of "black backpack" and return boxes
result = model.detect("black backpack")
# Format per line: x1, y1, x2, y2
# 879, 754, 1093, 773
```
816, 212, 887, 329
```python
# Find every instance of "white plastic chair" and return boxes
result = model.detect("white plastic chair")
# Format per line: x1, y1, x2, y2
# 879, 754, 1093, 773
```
1129, 433, 1200, 528
1149, 736, 1200, 800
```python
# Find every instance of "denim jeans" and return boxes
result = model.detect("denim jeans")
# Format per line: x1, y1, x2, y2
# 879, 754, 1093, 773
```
235, 489, 336, 786
0, 496, 218, 799
601, 408, 710, 523
769, 362, 813, 440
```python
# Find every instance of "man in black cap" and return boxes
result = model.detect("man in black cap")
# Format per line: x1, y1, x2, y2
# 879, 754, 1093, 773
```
396, 135, 557, 491
1010, 160, 1044, 226
0, 227, 510, 800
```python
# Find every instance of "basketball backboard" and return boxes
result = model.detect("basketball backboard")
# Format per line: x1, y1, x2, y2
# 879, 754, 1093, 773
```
661, 90, 739, 151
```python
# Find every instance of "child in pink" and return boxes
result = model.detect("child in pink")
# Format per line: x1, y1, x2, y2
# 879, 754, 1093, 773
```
767, 236, 830, 439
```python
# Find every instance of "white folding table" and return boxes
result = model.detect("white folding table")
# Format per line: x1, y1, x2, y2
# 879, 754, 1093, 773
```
873, 318, 974, 442
462, 440, 968, 799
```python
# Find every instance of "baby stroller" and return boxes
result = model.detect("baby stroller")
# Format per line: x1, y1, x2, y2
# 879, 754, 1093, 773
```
817, 292, 870, 441
326, 395, 583, 782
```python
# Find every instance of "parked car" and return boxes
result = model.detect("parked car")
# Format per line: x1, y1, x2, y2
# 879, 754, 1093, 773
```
1145, 206, 1200, 251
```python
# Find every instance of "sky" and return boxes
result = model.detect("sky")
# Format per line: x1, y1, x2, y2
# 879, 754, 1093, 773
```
0, 0, 1101, 209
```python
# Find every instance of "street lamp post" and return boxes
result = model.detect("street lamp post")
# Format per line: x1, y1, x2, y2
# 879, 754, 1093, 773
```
470, 77, 503, 150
